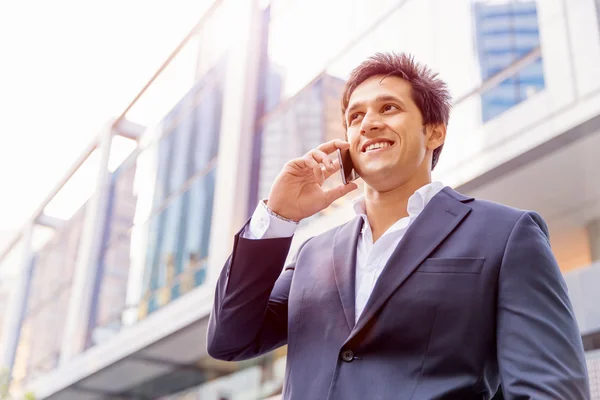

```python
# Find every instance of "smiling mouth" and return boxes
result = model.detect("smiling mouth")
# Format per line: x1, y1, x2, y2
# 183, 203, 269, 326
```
362, 141, 395, 153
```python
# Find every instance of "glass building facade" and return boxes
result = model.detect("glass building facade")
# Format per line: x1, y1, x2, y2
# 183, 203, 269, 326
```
87, 54, 227, 347
7, 21, 228, 392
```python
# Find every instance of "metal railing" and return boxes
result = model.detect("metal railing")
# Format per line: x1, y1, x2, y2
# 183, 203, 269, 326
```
0, 0, 224, 267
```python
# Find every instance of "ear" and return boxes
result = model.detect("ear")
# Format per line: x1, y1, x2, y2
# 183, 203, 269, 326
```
426, 123, 446, 151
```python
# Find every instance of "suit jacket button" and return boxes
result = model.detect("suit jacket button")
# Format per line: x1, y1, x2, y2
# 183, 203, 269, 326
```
340, 349, 354, 362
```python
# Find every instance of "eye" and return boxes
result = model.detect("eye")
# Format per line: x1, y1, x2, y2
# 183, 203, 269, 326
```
349, 113, 363, 124
382, 104, 399, 113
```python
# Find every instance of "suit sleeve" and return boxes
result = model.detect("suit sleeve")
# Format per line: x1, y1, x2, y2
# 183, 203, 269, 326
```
206, 222, 308, 361
496, 211, 590, 399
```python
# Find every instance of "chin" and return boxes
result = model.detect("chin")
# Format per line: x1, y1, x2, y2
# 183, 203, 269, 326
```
364, 179, 402, 193
359, 166, 405, 192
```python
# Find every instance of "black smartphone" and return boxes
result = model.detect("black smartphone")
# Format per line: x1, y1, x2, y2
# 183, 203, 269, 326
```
336, 148, 359, 185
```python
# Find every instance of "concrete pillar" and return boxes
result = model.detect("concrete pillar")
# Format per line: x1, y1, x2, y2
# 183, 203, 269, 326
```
207, 0, 262, 280
587, 219, 600, 263
60, 124, 113, 362
0, 223, 34, 377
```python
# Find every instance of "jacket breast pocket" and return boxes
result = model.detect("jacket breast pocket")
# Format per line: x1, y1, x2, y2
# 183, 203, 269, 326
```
417, 257, 485, 274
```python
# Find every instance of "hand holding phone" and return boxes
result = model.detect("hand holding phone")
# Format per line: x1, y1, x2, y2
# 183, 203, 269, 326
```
266, 140, 359, 222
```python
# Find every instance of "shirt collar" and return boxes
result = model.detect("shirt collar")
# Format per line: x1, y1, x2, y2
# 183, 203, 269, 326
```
352, 181, 445, 221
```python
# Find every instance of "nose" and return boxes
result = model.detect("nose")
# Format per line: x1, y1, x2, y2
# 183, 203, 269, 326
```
360, 113, 384, 135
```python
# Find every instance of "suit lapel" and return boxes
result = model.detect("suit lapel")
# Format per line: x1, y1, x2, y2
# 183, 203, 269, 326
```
332, 216, 363, 331
348, 187, 473, 339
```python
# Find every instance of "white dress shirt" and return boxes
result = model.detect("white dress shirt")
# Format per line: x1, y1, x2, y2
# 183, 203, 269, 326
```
244, 181, 445, 322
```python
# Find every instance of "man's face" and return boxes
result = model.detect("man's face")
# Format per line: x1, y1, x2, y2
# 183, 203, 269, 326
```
345, 75, 440, 191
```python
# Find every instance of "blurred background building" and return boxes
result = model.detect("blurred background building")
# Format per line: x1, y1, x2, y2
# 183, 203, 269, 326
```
0, 0, 599, 398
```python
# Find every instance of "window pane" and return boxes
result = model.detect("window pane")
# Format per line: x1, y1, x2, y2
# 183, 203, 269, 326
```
137, 167, 216, 317
14, 203, 86, 384
473, 0, 545, 122
517, 58, 545, 99
185, 168, 216, 267
91, 162, 137, 346
140, 55, 225, 216
168, 116, 194, 195
142, 214, 160, 297
481, 77, 519, 122
153, 133, 174, 207
258, 78, 326, 200
254, 75, 346, 204
159, 197, 183, 293
192, 79, 223, 173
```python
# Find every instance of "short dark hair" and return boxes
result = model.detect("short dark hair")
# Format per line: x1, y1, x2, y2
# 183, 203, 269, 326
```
341, 52, 452, 169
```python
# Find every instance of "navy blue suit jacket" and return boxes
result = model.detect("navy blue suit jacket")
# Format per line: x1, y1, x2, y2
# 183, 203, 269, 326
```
207, 187, 590, 399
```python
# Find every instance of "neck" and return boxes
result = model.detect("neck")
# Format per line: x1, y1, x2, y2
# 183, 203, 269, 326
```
364, 169, 431, 242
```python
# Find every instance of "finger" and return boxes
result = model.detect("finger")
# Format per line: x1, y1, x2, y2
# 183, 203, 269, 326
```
313, 164, 325, 183
325, 182, 359, 205
316, 139, 350, 155
323, 158, 341, 180
301, 154, 319, 169
311, 149, 334, 169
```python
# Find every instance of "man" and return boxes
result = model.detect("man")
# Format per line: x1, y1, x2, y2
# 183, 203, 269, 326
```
207, 53, 590, 399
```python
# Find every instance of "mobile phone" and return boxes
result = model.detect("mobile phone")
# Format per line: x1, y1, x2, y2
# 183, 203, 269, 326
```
336, 148, 359, 185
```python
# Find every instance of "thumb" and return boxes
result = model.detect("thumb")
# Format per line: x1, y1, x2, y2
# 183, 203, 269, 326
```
325, 182, 359, 205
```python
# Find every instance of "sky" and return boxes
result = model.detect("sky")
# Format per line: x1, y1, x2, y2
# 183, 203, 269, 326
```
0, 0, 212, 249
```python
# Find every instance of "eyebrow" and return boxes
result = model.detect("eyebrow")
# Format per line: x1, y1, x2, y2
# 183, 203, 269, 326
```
345, 94, 406, 118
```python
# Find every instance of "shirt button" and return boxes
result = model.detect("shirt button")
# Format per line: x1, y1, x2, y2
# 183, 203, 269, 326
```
340, 349, 354, 362
259, 217, 267, 230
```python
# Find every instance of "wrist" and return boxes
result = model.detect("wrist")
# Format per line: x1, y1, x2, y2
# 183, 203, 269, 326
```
262, 200, 300, 224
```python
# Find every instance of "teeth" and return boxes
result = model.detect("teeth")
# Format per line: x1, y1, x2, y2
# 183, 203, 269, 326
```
365, 142, 391, 152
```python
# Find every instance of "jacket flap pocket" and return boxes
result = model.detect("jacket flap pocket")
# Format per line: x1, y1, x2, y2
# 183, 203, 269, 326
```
417, 257, 485, 274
